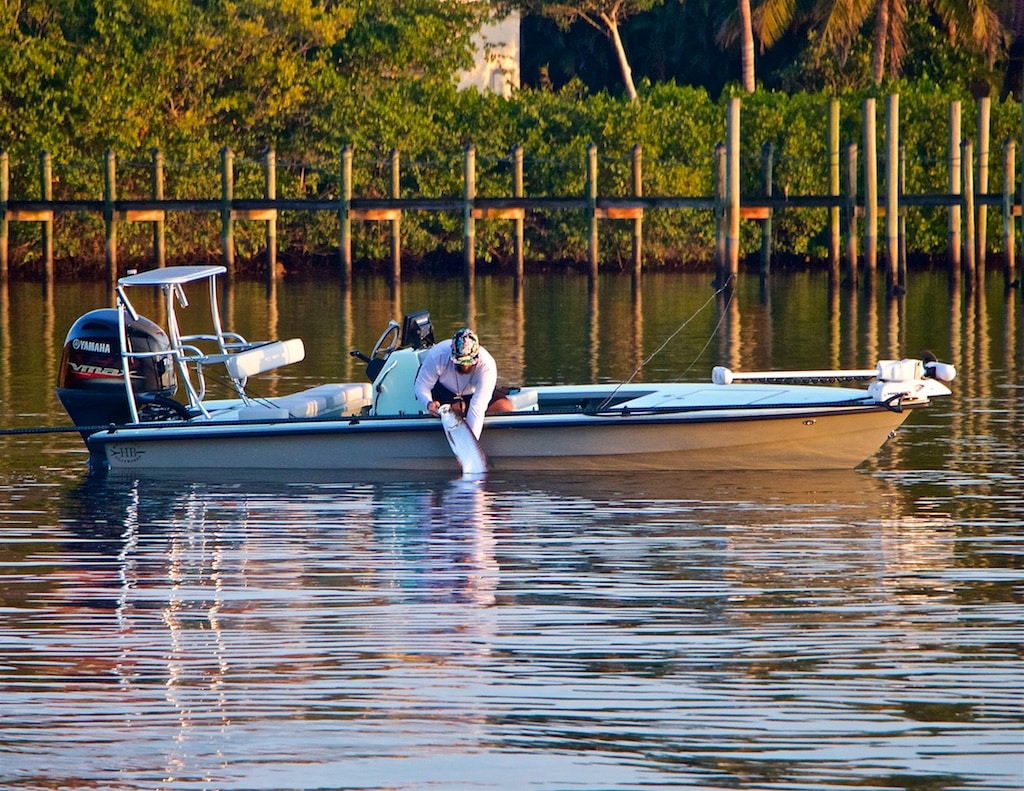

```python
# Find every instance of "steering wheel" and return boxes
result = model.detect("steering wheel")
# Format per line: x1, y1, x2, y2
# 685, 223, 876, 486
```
370, 320, 401, 360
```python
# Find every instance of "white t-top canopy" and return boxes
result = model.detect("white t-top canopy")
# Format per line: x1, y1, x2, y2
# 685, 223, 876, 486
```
118, 265, 226, 288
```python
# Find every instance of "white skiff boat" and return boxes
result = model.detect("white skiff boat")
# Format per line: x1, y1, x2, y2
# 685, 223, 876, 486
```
56, 265, 956, 474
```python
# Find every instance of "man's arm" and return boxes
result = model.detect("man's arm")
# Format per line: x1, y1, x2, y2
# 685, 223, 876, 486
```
465, 354, 497, 438
414, 345, 442, 414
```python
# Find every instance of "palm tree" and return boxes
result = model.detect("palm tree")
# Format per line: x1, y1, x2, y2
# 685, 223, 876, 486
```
503, 1, 665, 101
738, 0, 755, 92
722, 0, 1004, 88
815, 0, 1002, 85
998, 0, 1024, 98
719, 0, 799, 92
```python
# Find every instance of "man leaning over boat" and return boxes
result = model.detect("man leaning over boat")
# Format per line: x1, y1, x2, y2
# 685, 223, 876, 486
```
414, 328, 513, 438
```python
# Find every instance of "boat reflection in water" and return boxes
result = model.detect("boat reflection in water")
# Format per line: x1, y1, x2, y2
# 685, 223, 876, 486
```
13, 446, 1012, 790
51, 471, 506, 787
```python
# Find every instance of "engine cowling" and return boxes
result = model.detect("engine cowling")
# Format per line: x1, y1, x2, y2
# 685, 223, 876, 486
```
56, 309, 177, 431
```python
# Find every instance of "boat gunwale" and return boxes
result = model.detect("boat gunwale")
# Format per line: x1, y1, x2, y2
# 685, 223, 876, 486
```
83, 398, 924, 448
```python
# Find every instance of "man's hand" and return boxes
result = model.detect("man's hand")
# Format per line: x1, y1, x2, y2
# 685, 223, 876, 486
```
427, 400, 440, 417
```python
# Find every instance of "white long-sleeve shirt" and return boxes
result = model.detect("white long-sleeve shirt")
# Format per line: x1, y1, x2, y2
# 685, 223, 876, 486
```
414, 339, 498, 438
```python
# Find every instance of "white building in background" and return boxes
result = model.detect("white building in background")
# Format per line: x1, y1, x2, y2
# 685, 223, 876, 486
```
458, 11, 520, 98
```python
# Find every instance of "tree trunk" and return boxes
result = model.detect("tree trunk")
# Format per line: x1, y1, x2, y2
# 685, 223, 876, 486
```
602, 12, 638, 102
739, 0, 755, 93
871, 0, 890, 85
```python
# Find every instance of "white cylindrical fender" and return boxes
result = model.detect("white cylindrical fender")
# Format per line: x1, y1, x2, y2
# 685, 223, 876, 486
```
926, 361, 957, 382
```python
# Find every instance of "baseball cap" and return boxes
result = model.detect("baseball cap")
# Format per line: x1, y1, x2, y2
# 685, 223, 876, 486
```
450, 328, 480, 365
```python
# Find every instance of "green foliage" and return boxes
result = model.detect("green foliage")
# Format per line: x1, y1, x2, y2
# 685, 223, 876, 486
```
335, 0, 484, 82
1, 1, 1021, 271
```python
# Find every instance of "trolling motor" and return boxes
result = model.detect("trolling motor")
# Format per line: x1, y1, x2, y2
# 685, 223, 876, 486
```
56, 308, 179, 434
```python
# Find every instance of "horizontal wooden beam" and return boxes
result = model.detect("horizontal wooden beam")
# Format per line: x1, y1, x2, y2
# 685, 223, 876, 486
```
349, 208, 401, 221
473, 207, 525, 220
120, 209, 165, 222
3, 209, 53, 221
231, 208, 277, 222
595, 207, 643, 220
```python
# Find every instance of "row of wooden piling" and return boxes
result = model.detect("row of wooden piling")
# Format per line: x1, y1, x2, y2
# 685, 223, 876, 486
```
716, 96, 1019, 291
0, 94, 1020, 292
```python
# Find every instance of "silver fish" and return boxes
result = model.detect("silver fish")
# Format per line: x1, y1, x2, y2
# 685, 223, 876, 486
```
439, 404, 487, 476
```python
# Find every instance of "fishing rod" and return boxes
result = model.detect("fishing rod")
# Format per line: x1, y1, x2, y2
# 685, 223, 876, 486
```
593, 275, 736, 412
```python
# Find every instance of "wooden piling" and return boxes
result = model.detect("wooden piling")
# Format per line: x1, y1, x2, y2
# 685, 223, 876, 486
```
948, 102, 961, 272
884, 94, 899, 289
829, 100, 840, 277
220, 146, 235, 276
390, 148, 401, 285
513, 144, 524, 286
760, 141, 773, 279
340, 145, 353, 286
962, 139, 976, 280
40, 151, 53, 288
863, 99, 878, 275
587, 142, 598, 281
898, 144, 907, 287
726, 97, 741, 278
151, 149, 165, 268
714, 142, 726, 278
265, 148, 277, 288
631, 143, 643, 282
977, 96, 990, 272
844, 142, 858, 286
1003, 139, 1016, 288
0, 150, 8, 282
103, 149, 117, 285
339, 145, 405, 287
464, 144, 476, 288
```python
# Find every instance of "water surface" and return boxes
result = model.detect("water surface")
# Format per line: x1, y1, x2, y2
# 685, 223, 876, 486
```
1, 271, 1021, 790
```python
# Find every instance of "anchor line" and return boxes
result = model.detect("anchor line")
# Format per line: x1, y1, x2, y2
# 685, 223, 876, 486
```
0, 424, 95, 437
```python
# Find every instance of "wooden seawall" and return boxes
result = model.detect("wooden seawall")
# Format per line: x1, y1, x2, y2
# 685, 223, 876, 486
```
1, 95, 1020, 293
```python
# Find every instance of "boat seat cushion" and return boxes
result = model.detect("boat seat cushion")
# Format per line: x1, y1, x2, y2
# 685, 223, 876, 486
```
239, 395, 325, 420
224, 339, 305, 380
507, 387, 538, 411
299, 383, 372, 412
235, 383, 372, 422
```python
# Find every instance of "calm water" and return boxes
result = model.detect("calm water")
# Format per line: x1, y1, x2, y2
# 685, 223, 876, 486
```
0, 271, 1021, 790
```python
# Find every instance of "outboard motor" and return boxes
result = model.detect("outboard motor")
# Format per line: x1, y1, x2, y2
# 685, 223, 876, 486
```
56, 309, 177, 432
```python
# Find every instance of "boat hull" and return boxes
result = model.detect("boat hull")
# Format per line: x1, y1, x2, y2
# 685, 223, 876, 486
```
54, 270, 953, 477
87, 403, 915, 473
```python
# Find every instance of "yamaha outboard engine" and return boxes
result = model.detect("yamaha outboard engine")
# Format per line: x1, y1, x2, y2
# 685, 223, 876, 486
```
57, 309, 177, 432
